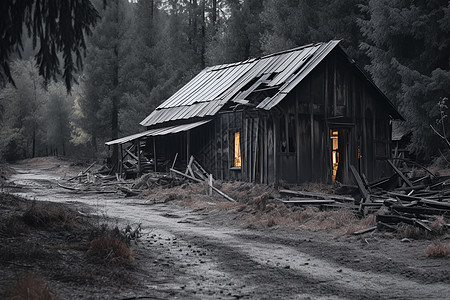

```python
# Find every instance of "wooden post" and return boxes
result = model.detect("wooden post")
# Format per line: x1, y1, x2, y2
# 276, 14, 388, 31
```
296, 94, 300, 183
260, 118, 264, 184
186, 130, 191, 166
333, 59, 337, 116
153, 137, 157, 172
137, 139, 141, 177
220, 115, 223, 180
209, 174, 213, 196
243, 118, 248, 181
253, 118, 259, 183
273, 116, 278, 187
310, 103, 314, 181
264, 117, 268, 184
119, 143, 123, 179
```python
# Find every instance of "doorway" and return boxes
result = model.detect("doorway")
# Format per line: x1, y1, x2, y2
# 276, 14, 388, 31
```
330, 129, 349, 183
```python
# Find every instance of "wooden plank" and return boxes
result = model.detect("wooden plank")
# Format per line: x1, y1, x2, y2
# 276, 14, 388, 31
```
310, 103, 314, 180
264, 117, 268, 184
125, 149, 138, 161
349, 164, 370, 201
279, 189, 354, 202
137, 139, 141, 177
391, 205, 449, 216
171, 153, 178, 169
244, 118, 248, 181
186, 155, 194, 176
387, 160, 413, 187
209, 174, 213, 196
376, 214, 432, 232
273, 117, 278, 187
68, 162, 96, 181
353, 226, 377, 235
170, 168, 202, 183
153, 137, 157, 172
260, 118, 264, 184
296, 93, 300, 183
186, 130, 191, 167
253, 118, 259, 182
278, 198, 335, 205
119, 144, 123, 178
207, 181, 236, 202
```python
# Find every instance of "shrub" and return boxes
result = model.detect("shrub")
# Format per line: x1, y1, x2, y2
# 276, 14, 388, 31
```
22, 201, 79, 229
397, 224, 427, 240
88, 236, 133, 264
3, 274, 55, 300
425, 242, 450, 258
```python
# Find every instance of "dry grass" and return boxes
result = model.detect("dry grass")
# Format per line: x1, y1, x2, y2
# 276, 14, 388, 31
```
397, 224, 427, 240
143, 181, 376, 235
425, 242, 450, 257
3, 274, 55, 300
0, 242, 50, 261
1, 215, 30, 237
430, 216, 447, 235
88, 236, 133, 265
22, 201, 82, 230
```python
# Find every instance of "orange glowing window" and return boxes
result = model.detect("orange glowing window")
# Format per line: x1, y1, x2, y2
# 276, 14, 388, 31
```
234, 132, 241, 167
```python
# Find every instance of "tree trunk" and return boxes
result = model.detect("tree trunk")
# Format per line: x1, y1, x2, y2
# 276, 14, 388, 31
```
111, 0, 120, 164
212, 0, 217, 26
201, 0, 206, 69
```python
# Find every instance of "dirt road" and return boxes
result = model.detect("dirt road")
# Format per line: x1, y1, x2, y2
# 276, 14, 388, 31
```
5, 160, 450, 299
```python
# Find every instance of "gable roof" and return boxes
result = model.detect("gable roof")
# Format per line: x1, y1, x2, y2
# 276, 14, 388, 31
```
141, 40, 401, 127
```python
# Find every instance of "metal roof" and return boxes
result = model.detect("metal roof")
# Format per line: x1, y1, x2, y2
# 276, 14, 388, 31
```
105, 120, 211, 146
140, 41, 340, 127
140, 40, 402, 126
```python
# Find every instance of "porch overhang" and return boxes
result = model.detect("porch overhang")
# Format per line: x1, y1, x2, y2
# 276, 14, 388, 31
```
105, 119, 211, 146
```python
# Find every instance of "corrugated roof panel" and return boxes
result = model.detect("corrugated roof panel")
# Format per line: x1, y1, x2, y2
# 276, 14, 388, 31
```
269, 45, 318, 86
105, 120, 212, 145
268, 51, 298, 74
258, 41, 340, 110
142, 41, 353, 126
157, 71, 207, 109
165, 71, 215, 108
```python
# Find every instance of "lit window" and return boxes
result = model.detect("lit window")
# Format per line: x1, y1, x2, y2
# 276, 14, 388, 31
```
234, 132, 241, 167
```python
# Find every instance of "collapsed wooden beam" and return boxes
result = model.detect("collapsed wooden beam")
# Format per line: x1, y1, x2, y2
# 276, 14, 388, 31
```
387, 160, 413, 187
349, 165, 370, 202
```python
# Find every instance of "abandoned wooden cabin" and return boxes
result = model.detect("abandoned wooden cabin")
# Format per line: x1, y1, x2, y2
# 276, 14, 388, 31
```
106, 40, 403, 185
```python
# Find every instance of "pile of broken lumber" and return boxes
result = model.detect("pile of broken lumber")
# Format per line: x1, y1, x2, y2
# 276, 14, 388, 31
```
351, 160, 450, 235
277, 159, 450, 235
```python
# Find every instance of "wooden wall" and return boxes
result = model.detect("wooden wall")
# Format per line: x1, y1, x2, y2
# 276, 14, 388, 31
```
194, 50, 395, 185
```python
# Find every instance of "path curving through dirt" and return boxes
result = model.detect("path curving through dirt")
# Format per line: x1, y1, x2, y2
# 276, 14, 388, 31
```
6, 160, 450, 299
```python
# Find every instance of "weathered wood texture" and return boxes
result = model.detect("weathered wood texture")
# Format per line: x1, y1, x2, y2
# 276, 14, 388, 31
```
150, 51, 395, 185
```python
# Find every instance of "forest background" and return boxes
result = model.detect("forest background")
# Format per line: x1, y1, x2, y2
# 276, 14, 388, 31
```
0, 0, 449, 165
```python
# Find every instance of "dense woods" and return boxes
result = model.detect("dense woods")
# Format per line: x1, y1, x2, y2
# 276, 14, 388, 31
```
0, 0, 449, 164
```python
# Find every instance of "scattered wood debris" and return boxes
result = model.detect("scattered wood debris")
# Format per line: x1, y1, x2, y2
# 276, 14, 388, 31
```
58, 156, 236, 202
277, 159, 450, 237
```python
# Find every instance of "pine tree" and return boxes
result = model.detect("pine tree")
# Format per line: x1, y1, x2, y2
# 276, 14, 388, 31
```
0, 0, 99, 91
359, 0, 450, 158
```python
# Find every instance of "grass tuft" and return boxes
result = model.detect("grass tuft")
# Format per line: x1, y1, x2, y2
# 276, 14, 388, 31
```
22, 201, 81, 230
3, 274, 55, 300
425, 242, 450, 258
88, 236, 133, 265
